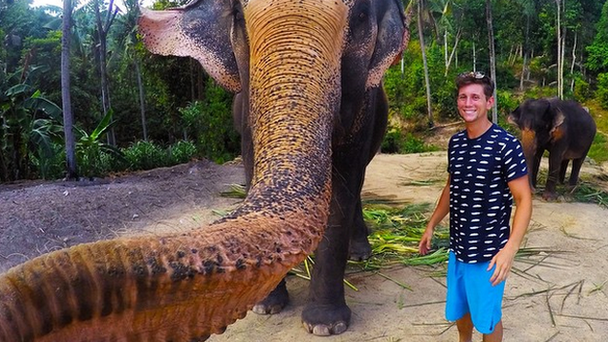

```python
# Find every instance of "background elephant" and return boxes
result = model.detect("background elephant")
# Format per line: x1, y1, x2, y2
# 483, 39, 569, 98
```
508, 98, 596, 200
0, 0, 408, 340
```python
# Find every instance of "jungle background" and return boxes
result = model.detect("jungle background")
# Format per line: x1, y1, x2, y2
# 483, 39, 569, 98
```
2, 0, 608, 182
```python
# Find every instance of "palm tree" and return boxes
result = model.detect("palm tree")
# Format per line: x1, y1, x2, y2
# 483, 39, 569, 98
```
113, 0, 147, 140
486, 0, 498, 122
62, 0, 78, 179
93, 0, 119, 145
417, 0, 433, 127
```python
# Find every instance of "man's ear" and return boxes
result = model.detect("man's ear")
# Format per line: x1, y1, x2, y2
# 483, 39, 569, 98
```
486, 96, 495, 109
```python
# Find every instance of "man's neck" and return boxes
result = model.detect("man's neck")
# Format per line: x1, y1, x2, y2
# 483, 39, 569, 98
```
465, 119, 493, 139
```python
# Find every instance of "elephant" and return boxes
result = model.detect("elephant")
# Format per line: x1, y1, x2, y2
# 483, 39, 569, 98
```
507, 98, 596, 201
0, 0, 409, 340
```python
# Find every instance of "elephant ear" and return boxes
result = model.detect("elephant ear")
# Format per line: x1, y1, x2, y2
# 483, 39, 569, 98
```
550, 106, 566, 136
139, 0, 241, 93
366, 0, 409, 88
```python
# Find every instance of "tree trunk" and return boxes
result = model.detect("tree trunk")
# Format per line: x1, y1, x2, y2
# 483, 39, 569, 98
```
570, 31, 577, 93
62, 0, 78, 180
486, 0, 498, 122
135, 58, 147, 141
444, 30, 448, 70
556, 0, 562, 99
190, 58, 196, 101
561, 28, 566, 98
444, 29, 461, 77
94, 0, 118, 145
520, 15, 530, 91
197, 64, 204, 100
472, 41, 476, 71
418, 0, 433, 126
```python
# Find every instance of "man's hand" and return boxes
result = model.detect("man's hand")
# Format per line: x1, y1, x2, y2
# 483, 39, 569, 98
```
488, 247, 517, 286
418, 227, 434, 255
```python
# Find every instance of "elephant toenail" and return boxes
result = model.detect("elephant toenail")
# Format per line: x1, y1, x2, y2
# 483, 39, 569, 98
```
312, 324, 331, 336
332, 322, 348, 335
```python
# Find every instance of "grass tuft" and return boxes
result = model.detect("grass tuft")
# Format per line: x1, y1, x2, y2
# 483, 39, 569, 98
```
220, 183, 247, 198
350, 202, 450, 272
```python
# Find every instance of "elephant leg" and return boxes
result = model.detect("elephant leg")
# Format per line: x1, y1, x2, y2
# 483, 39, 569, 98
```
301, 161, 363, 335
348, 197, 372, 261
543, 152, 562, 201
233, 93, 254, 189
348, 87, 387, 262
568, 157, 586, 187
559, 159, 569, 184
252, 278, 289, 315
532, 152, 543, 190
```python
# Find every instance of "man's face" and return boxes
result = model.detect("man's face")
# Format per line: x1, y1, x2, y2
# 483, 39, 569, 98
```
457, 83, 494, 124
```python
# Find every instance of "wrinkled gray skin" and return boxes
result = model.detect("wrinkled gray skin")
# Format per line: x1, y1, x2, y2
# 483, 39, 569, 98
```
140, 0, 408, 336
508, 98, 596, 200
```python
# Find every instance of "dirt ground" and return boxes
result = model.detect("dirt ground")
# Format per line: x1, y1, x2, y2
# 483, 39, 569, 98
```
2, 136, 608, 341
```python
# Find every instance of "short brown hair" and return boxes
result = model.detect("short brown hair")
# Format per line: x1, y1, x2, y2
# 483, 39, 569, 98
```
455, 71, 494, 98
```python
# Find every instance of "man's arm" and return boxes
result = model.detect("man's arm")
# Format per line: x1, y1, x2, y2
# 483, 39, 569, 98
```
488, 174, 533, 286
419, 177, 451, 255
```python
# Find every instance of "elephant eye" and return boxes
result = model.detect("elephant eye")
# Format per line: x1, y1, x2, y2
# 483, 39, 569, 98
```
357, 9, 369, 22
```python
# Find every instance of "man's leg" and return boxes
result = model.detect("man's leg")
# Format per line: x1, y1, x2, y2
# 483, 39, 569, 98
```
456, 312, 474, 342
482, 320, 503, 342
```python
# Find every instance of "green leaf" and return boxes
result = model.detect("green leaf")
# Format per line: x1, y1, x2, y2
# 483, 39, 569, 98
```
89, 108, 116, 141
23, 97, 63, 122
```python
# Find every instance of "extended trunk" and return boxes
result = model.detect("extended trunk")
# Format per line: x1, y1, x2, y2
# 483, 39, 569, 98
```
0, 0, 347, 340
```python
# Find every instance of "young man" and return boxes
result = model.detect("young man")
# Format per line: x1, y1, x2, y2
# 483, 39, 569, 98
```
419, 72, 533, 342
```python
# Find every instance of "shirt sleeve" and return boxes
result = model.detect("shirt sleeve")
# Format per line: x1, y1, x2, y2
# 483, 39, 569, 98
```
502, 136, 528, 182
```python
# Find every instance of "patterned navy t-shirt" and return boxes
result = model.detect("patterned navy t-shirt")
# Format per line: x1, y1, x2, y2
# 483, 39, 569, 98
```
447, 124, 528, 263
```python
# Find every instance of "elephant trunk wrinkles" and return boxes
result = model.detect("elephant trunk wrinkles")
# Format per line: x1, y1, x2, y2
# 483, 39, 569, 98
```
0, 1, 347, 341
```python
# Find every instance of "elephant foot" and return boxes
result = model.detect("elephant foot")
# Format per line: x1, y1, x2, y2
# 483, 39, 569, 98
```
349, 238, 372, 261
252, 279, 289, 315
301, 303, 351, 336
542, 191, 558, 201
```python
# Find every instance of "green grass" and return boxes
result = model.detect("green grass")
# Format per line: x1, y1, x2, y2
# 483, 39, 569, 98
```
587, 132, 608, 164
352, 202, 450, 271
585, 100, 608, 163
572, 182, 608, 208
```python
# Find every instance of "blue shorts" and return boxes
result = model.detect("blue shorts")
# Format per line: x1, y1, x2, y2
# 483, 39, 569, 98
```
445, 252, 505, 334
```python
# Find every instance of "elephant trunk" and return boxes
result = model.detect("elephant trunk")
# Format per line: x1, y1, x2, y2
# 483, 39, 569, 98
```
0, 1, 348, 341
520, 128, 538, 190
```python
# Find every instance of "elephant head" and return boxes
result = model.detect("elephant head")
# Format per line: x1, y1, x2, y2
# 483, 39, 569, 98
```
507, 98, 565, 189
0, 0, 408, 341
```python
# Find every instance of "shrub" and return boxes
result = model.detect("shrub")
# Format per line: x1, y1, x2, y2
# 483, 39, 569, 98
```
32, 143, 65, 180
496, 90, 520, 115
168, 140, 197, 164
179, 79, 240, 164
381, 128, 402, 153
573, 76, 592, 103
381, 128, 438, 154
123, 141, 168, 171
596, 73, 608, 109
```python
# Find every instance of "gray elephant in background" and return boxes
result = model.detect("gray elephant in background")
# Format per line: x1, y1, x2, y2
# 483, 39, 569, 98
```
508, 98, 596, 200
